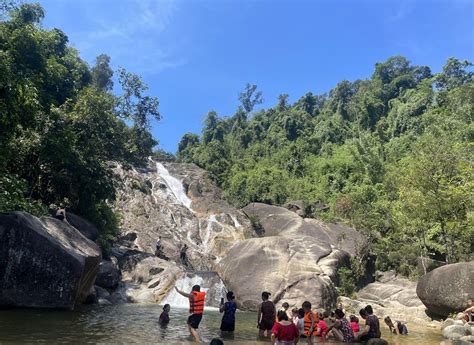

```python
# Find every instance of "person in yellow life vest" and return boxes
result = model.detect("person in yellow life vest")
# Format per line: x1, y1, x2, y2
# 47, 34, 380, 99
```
175, 285, 206, 343
302, 301, 319, 344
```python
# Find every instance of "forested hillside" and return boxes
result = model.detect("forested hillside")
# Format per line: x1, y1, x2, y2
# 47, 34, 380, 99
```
0, 3, 160, 247
178, 56, 473, 275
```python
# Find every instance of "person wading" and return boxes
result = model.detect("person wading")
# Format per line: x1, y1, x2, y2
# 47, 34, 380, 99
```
175, 284, 206, 343
257, 291, 276, 337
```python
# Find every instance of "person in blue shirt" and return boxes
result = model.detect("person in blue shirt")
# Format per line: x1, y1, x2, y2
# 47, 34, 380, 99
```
220, 291, 237, 333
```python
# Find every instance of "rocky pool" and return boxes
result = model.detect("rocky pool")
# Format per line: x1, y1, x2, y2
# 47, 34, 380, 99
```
0, 304, 443, 344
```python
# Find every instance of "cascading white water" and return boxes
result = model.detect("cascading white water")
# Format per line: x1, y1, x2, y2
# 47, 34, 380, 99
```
155, 162, 193, 211
200, 214, 217, 251
161, 272, 227, 309
231, 214, 241, 228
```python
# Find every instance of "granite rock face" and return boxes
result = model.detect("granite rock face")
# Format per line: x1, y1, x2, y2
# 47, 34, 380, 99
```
0, 212, 101, 309
218, 203, 367, 311
417, 262, 474, 317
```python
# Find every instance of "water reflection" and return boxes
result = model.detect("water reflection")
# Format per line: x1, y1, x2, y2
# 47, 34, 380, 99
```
0, 304, 442, 344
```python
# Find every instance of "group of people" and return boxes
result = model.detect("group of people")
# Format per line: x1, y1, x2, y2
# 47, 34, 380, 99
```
258, 293, 408, 344
159, 286, 409, 344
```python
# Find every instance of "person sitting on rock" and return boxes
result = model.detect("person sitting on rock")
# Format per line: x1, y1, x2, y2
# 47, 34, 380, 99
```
349, 315, 360, 337
462, 299, 474, 322
175, 284, 206, 343
257, 291, 276, 338
356, 307, 380, 341
384, 316, 408, 335
55, 204, 66, 221
159, 304, 170, 326
326, 308, 355, 343
271, 310, 300, 345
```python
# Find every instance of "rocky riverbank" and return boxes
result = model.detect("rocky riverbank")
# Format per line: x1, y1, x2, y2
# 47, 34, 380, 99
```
1, 158, 472, 345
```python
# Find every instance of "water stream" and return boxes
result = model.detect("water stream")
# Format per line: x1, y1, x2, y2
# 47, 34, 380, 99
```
155, 162, 193, 211
0, 304, 444, 344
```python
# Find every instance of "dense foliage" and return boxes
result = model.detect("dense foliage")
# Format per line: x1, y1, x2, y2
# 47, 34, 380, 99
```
0, 3, 160, 248
178, 57, 473, 275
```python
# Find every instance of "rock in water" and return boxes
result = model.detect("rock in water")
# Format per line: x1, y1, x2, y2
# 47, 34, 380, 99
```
0, 212, 101, 309
442, 325, 471, 340
416, 261, 474, 317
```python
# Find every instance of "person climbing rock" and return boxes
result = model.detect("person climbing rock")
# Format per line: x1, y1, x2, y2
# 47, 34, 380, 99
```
180, 243, 188, 264
155, 236, 162, 256
175, 284, 206, 343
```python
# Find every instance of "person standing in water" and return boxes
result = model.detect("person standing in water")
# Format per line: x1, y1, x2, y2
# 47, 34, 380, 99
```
175, 284, 206, 343
257, 291, 276, 337
220, 291, 237, 334
159, 304, 170, 326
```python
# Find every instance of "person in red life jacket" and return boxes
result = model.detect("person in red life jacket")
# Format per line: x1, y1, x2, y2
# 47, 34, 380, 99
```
175, 284, 206, 343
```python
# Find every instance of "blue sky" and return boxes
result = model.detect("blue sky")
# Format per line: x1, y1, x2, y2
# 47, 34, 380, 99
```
39, 0, 474, 153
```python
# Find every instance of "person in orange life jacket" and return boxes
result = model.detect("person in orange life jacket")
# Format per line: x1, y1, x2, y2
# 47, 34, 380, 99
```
175, 284, 206, 343
301, 301, 318, 345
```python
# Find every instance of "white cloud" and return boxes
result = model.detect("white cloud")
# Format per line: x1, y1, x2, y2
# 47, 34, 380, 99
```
70, 0, 185, 74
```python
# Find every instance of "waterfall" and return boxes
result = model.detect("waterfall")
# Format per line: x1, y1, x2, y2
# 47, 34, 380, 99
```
161, 272, 227, 309
231, 214, 241, 228
155, 162, 193, 211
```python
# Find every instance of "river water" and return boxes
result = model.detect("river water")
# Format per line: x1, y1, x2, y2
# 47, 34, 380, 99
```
0, 304, 443, 344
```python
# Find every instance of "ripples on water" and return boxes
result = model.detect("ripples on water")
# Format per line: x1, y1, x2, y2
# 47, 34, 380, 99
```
0, 304, 443, 344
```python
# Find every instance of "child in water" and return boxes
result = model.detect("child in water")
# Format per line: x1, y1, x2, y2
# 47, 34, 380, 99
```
384, 316, 408, 335
159, 304, 170, 325
220, 291, 237, 333
349, 315, 360, 337
315, 311, 329, 338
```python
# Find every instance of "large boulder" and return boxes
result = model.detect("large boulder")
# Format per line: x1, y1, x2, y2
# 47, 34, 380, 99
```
442, 324, 471, 340
219, 203, 366, 311
65, 212, 99, 241
95, 259, 121, 289
218, 235, 339, 311
0, 212, 101, 309
340, 271, 433, 325
242, 203, 365, 256
417, 261, 474, 317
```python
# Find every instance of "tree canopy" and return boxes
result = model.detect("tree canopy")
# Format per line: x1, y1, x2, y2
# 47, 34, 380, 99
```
178, 56, 473, 275
0, 3, 160, 250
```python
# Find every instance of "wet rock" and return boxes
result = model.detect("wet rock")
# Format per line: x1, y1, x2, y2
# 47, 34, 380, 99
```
0, 212, 101, 310
417, 261, 474, 317
65, 212, 99, 241
443, 325, 471, 340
